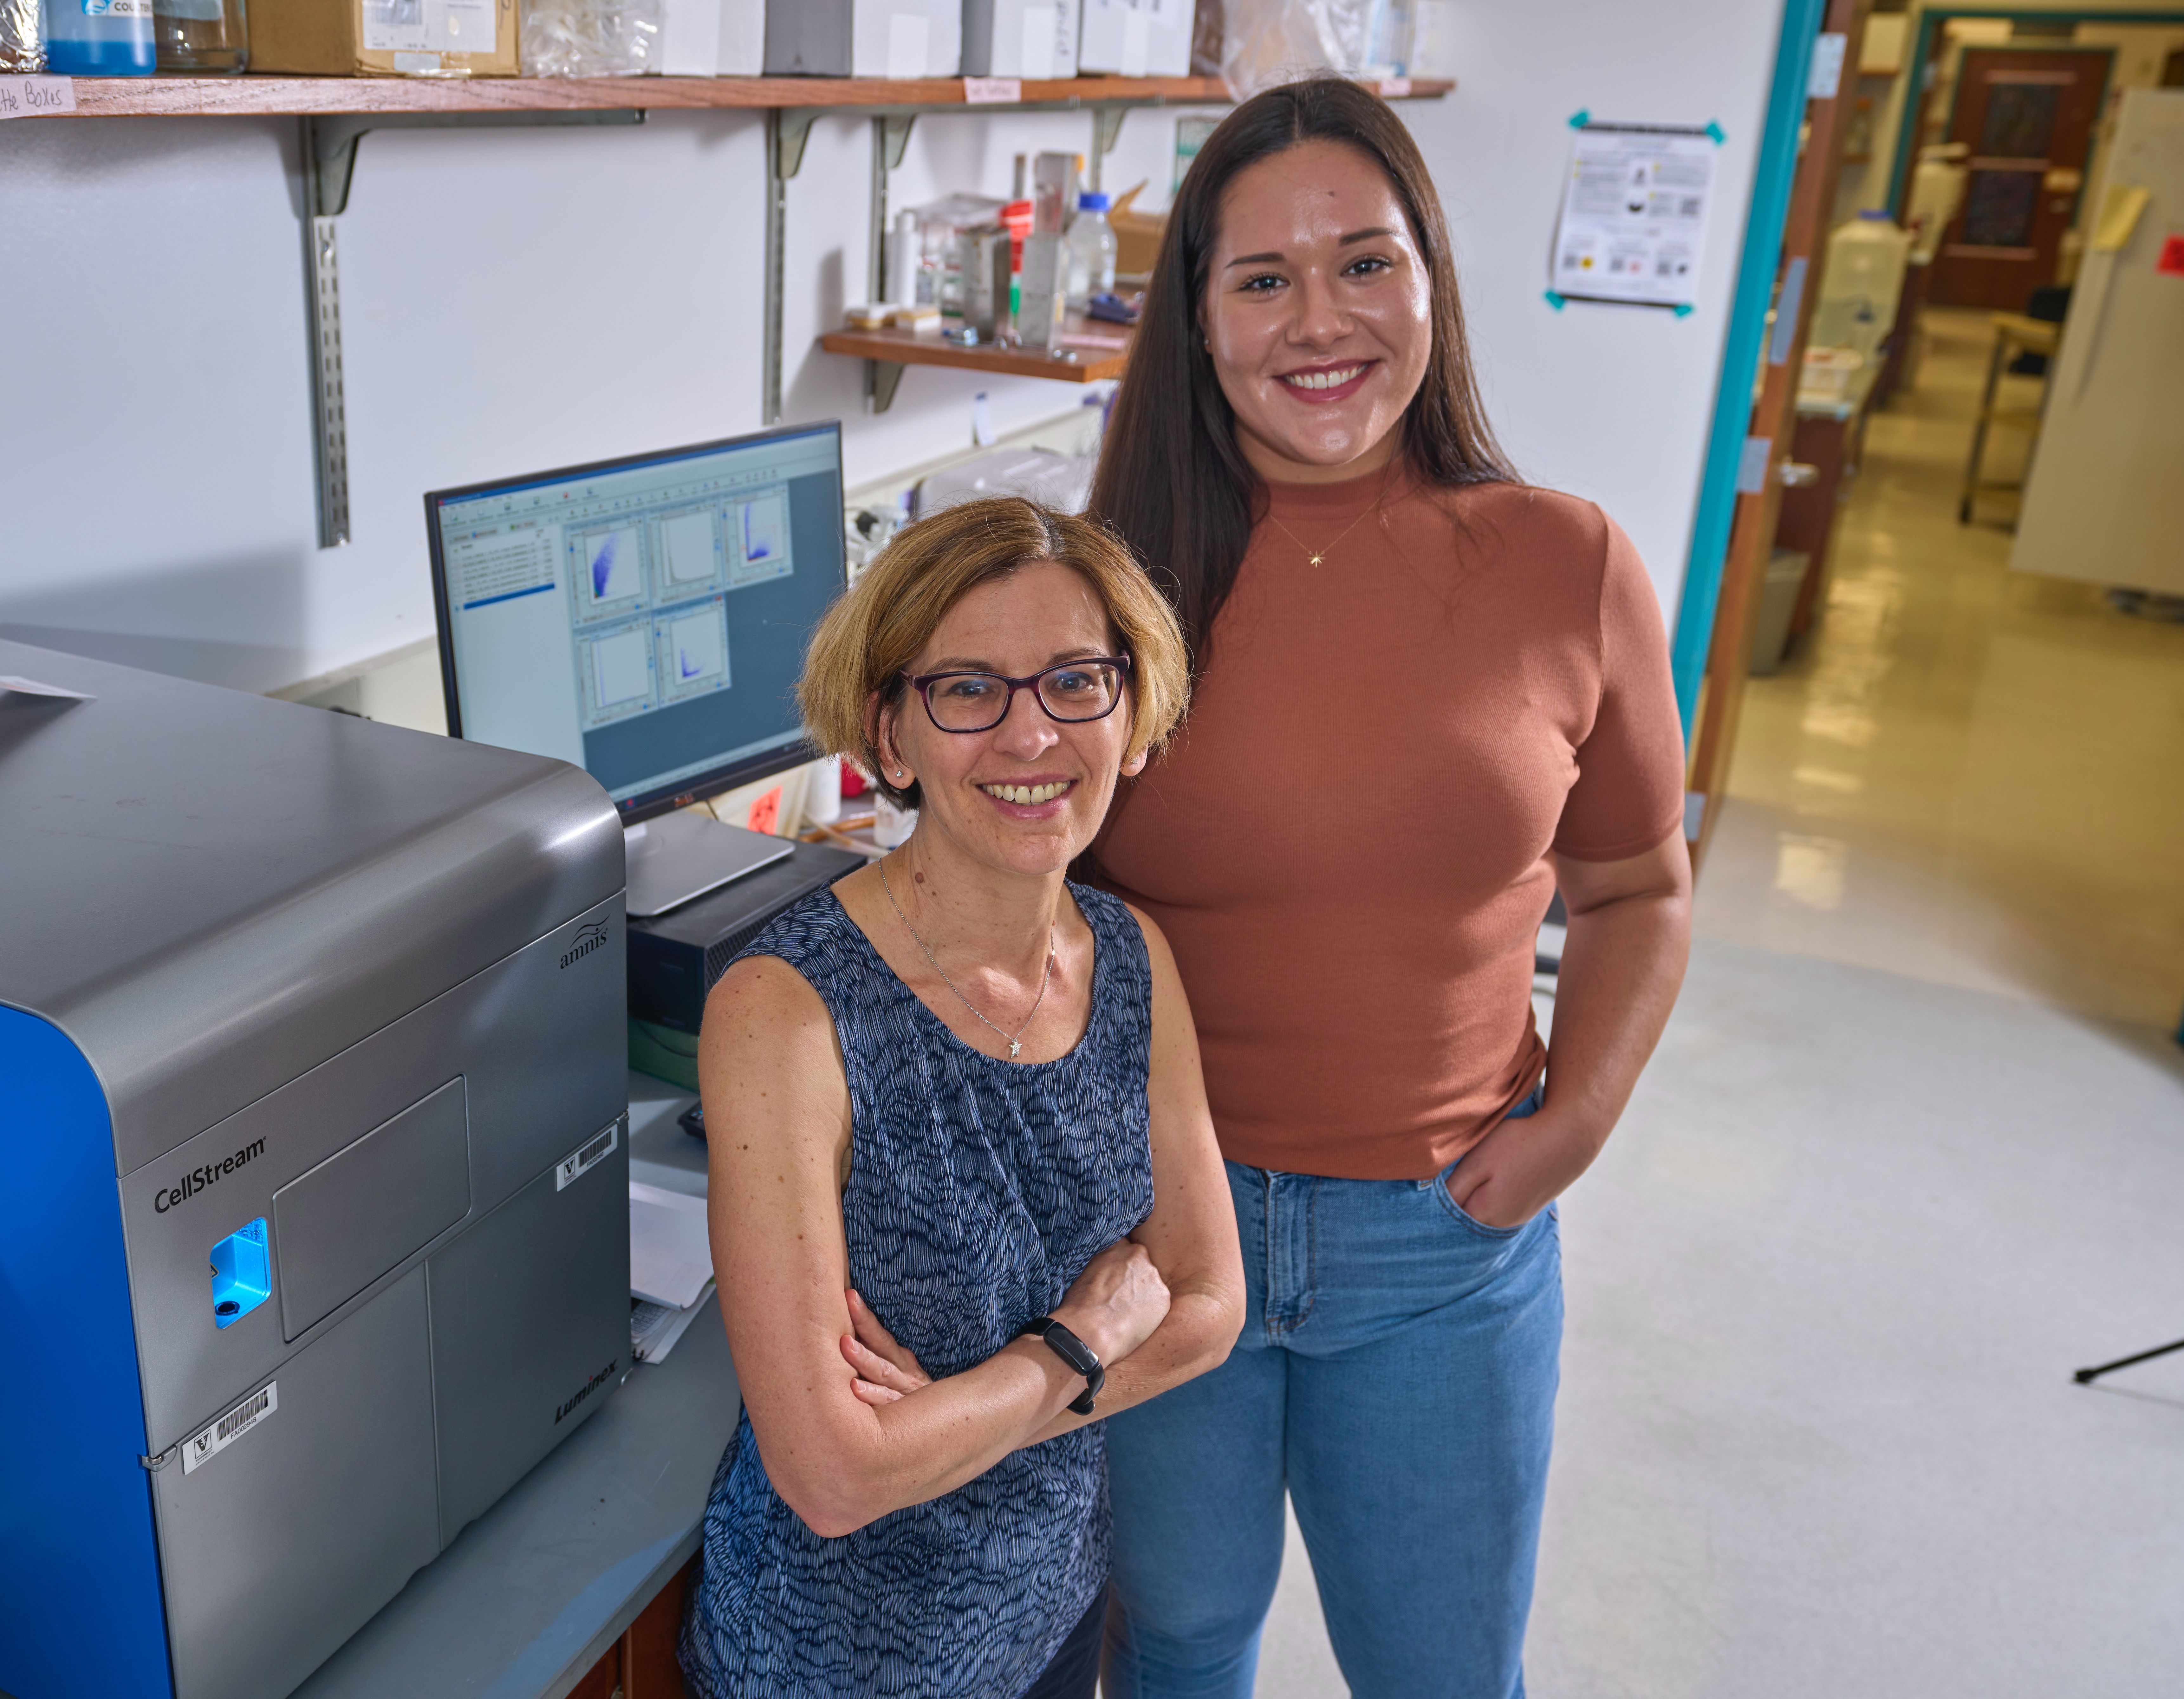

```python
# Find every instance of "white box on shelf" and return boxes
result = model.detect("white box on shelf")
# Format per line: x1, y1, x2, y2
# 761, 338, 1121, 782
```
765, 0, 962, 76
660, 0, 764, 74
964, 0, 1080, 78
1077, 0, 1193, 77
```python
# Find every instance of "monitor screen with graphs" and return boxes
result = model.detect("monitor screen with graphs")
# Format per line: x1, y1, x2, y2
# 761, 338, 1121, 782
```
426, 423, 846, 824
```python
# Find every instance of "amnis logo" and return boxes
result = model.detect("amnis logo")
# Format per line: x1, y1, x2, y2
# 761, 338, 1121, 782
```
560, 922, 609, 970
155, 1138, 267, 1213
555, 1358, 619, 1424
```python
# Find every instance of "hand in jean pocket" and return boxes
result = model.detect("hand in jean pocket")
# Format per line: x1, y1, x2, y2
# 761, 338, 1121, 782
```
1445, 1104, 1599, 1231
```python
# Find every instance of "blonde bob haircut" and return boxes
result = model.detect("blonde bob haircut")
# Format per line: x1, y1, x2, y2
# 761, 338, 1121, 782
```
799, 496, 1189, 811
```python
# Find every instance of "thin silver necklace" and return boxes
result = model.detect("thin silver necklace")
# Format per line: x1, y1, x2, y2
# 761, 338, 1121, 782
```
878, 856, 1056, 1060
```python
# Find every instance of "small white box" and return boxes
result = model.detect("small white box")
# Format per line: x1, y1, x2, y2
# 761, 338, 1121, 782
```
1077, 0, 1193, 78
963, 0, 1080, 78
765, 0, 962, 77
659, 0, 764, 74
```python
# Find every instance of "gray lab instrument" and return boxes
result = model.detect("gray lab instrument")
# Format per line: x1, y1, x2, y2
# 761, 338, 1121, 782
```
0, 639, 631, 1699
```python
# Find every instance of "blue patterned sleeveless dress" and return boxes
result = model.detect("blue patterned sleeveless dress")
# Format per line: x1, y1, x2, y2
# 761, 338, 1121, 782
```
679, 882, 1156, 1699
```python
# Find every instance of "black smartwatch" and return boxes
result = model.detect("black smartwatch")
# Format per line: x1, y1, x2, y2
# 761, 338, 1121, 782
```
1019, 1317, 1105, 1415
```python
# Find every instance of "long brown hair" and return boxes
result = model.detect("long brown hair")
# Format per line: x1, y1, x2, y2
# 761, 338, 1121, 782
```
1088, 77, 1513, 667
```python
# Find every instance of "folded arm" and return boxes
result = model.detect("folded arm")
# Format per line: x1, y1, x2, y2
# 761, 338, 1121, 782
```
702, 957, 1108, 1539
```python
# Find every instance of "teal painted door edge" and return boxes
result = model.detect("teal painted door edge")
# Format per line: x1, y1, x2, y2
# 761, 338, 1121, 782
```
1669, 0, 1826, 740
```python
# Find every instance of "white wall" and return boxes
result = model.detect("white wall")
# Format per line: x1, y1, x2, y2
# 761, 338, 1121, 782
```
1401, 0, 1782, 624
0, 1, 1784, 691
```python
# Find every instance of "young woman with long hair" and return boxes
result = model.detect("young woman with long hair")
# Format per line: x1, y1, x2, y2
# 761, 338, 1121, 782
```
1084, 79, 1693, 1699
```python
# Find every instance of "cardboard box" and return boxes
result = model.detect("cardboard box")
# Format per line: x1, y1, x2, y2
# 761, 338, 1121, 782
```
1078, 0, 1193, 78
963, 0, 1079, 78
764, 0, 960, 76
658, 0, 763, 75
250, 0, 521, 75
1108, 181, 1166, 277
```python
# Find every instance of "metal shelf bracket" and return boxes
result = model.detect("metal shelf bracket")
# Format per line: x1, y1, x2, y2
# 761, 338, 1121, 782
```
297, 108, 644, 547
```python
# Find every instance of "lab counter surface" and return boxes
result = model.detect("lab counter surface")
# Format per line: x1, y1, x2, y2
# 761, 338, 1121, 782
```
292, 1075, 728, 1699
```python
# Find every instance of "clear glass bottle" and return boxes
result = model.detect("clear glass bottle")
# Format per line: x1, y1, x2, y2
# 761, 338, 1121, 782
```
1065, 192, 1117, 310
153, 0, 244, 72
43, 0, 156, 75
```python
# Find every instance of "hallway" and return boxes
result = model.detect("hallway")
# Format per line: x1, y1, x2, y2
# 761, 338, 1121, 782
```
1697, 306, 2184, 1031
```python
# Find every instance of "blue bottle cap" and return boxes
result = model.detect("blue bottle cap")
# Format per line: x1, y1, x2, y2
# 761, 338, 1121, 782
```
1078, 192, 1112, 212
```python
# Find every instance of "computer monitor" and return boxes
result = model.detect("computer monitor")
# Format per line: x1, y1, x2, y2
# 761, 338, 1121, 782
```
426, 422, 847, 913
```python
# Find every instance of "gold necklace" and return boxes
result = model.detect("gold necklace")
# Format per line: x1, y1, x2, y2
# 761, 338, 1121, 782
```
878, 856, 1056, 1060
1265, 487, 1387, 569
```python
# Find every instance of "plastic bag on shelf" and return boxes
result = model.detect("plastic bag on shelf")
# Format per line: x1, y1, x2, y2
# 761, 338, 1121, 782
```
1199, 0, 1408, 100
521, 0, 661, 76
1, 0, 46, 73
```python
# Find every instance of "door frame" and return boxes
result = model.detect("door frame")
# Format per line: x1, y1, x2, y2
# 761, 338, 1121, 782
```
1882, 7, 2184, 218
1670, 0, 1829, 740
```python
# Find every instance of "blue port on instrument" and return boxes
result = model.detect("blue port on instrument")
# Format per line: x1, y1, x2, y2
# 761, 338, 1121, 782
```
210, 1219, 271, 1329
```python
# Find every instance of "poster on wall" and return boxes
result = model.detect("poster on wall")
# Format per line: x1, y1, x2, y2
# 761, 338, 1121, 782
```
1550, 122, 1719, 310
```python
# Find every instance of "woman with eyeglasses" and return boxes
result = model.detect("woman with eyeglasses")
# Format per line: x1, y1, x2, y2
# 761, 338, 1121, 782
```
677, 496, 1245, 1699
1082, 80, 1694, 1699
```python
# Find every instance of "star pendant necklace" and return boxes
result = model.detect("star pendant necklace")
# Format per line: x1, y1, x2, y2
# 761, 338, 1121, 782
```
1265, 472, 1392, 568
879, 856, 1056, 1060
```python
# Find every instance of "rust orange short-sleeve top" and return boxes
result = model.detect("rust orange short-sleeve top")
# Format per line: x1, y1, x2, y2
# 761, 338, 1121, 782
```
1094, 470, 1686, 1180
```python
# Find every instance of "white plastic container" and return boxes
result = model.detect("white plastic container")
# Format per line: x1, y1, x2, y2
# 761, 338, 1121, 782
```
1809, 210, 1912, 364
1065, 192, 1117, 308
1907, 146, 1969, 264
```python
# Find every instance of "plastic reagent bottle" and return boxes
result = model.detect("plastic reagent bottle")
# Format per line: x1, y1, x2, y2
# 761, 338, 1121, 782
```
1065, 192, 1117, 310
44, 0, 156, 72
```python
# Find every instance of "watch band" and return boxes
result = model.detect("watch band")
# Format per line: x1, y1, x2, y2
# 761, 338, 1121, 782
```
1019, 1317, 1105, 1415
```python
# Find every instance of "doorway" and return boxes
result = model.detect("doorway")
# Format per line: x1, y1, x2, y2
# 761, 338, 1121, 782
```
1926, 46, 2110, 308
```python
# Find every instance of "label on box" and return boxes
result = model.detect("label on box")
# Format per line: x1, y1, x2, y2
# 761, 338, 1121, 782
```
82, 0, 152, 14
557, 1121, 619, 1191
364, 0, 497, 56
0, 79, 77, 120
181, 1382, 277, 1476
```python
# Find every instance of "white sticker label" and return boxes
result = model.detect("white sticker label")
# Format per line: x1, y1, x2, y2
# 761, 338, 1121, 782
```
1808, 32, 1847, 100
556, 1121, 619, 1192
964, 76, 1020, 104
0, 79, 76, 122
885, 11, 929, 79
363, 0, 497, 56
182, 1382, 277, 1475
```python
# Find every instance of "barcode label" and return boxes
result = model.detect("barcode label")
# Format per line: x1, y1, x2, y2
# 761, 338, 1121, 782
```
182, 1382, 277, 1475
556, 1120, 620, 1191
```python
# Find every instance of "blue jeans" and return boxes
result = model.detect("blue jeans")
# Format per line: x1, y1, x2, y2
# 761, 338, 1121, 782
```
1102, 1096, 1560, 1699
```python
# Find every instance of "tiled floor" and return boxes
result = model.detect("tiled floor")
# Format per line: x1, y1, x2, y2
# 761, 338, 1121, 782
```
1240, 308, 2184, 1697
1696, 306, 2184, 1032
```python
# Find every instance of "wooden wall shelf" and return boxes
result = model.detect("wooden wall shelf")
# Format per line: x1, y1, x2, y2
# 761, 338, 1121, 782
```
820, 318, 1133, 407
63, 73, 1451, 120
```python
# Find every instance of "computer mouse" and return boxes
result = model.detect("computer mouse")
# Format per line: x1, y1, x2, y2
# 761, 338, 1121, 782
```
679, 1102, 705, 1140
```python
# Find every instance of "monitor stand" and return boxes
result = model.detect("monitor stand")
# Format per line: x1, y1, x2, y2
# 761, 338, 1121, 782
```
624, 810, 795, 918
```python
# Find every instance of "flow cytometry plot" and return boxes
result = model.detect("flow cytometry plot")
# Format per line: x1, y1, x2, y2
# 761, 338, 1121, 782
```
662, 608, 728, 692
589, 627, 652, 710
658, 511, 718, 586
732, 492, 790, 586
582, 527, 644, 607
